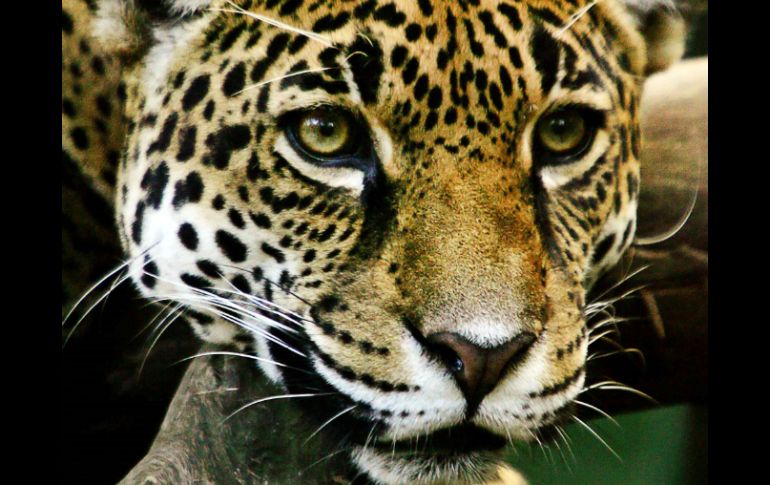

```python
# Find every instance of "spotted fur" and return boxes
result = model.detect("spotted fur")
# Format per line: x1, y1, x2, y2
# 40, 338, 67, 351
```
63, 0, 685, 483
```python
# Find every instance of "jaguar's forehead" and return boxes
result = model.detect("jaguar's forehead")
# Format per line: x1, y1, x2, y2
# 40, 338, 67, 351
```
195, 0, 635, 119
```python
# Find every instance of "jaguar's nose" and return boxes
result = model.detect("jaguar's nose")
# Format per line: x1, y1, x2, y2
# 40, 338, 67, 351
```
427, 331, 536, 412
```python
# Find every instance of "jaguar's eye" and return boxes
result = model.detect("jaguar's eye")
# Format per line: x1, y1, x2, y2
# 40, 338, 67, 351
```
289, 108, 358, 159
534, 107, 601, 162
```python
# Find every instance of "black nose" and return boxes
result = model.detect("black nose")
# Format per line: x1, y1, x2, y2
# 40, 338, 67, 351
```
427, 332, 536, 412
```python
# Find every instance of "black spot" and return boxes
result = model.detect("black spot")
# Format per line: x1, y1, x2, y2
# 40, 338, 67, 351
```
427, 86, 442, 109
373, 3, 406, 26
250, 212, 272, 229
197, 260, 222, 279
508, 46, 523, 69
261, 242, 286, 263
402, 58, 419, 85
418, 0, 433, 16
413, 75, 428, 100
181, 273, 212, 290
173, 71, 186, 88
531, 26, 560, 94
140, 162, 169, 209
592, 234, 616, 265
62, 98, 76, 117
405, 23, 422, 41
318, 225, 337, 242
223, 62, 246, 96
91, 56, 105, 76
499, 66, 513, 95
216, 230, 248, 262
478, 10, 507, 48
131, 201, 146, 244
178, 223, 199, 250
141, 260, 159, 289
212, 194, 225, 210
346, 35, 384, 104
250, 33, 290, 82
424, 111, 438, 130
172, 171, 204, 208
498, 3, 522, 30
182, 75, 210, 111
62, 10, 73, 34
96, 95, 112, 117
147, 113, 178, 155
312, 12, 351, 32
203, 100, 215, 120
231, 274, 252, 294
444, 107, 458, 124
219, 23, 245, 52
279, 0, 304, 16
228, 208, 245, 229
303, 249, 316, 262
246, 152, 268, 181
390, 45, 408, 67
207, 124, 251, 169
176, 126, 197, 162
70, 127, 89, 150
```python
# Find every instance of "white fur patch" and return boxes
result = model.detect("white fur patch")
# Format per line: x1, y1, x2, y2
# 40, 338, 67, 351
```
273, 135, 366, 193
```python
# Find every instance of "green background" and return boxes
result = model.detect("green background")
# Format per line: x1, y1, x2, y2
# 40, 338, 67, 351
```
506, 404, 708, 485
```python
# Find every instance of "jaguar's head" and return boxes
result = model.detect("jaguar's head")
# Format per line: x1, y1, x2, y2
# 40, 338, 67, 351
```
95, 0, 685, 483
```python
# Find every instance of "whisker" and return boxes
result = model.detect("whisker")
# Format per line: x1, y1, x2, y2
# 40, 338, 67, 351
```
572, 415, 621, 461
298, 446, 352, 476
212, 1, 335, 48
62, 271, 134, 348
218, 262, 314, 307
556, 0, 602, 37
61, 246, 152, 327
138, 302, 187, 376
222, 392, 336, 423
586, 347, 646, 366
234, 66, 336, 96
588, 328, 619, 346
554, 425, 576, 463
131, 299, 179, 342
588, 265, 650, 306
303, 405, 358, 444
574, 399, 619, 427
160, 296, 307, 357
634, 177, 700, 246
174, 350, 314, 376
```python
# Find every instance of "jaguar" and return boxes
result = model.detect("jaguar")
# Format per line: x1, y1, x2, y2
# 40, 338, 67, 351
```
62, 0, 685, 483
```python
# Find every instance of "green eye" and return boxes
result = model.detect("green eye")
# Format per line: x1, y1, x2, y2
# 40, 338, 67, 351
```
536, 109, 587, 155
295, 109, 353, 157
534, 108, 601, 162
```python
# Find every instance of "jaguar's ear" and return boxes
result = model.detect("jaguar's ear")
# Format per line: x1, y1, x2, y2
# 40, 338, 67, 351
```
616, 0, 687, 75
93, 0, 212, 60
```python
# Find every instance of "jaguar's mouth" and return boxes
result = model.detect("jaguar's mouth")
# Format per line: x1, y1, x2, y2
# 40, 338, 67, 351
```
370, 423, 507, 456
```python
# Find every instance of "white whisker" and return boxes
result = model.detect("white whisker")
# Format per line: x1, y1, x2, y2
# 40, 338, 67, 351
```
212, 1, 334, 48
304, 405, 358, 444
234, 67, 335, 95
556, 0, 601, 37
222, 392, 335, 423
572, 415, 621, 460
574, 399, 619, 426
62, 271, 134, 348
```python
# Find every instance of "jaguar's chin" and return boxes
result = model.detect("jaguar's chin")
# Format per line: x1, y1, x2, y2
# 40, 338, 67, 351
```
351, 424, 508, 485
353, 445, 503, 485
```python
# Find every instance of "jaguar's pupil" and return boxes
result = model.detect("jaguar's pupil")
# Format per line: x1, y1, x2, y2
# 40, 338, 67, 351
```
548, 117, 568, 135
318, 120, 335, 137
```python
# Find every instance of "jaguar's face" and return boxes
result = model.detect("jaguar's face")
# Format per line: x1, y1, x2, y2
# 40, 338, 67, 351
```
105, 0, 675, 482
